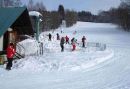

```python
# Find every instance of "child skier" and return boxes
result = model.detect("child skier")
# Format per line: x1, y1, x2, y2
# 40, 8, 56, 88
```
65, 35, 69, 44
71, 37, 77, 51
72, 42, 76, 51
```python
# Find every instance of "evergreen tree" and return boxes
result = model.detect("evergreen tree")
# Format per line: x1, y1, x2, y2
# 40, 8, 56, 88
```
58, 5, 65, 23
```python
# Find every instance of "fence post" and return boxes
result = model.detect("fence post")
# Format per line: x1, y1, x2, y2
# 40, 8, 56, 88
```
40, 42, 43, 55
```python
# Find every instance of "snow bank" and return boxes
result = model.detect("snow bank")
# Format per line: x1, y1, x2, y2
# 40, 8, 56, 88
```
12, 56, 45, 72
12, 48, 113, 72
29, 11, 42, 17
18, 39, 39, 56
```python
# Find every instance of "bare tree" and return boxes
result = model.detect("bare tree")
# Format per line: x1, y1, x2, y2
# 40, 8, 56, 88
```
13, 0, 22, 7
27, 0, 34, 11
117, 0, 130, 31
27, 0, 46, 11
3, 0, 13, 7
0, 0, 22, 7
34, 1, 46, 11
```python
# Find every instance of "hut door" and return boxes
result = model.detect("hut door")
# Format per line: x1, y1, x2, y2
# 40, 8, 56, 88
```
8, 31, 17, 44
3, 28, 17, 50
7, 28, 17, 44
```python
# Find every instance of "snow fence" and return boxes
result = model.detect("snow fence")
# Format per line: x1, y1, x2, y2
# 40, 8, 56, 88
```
87, 42, 106, 51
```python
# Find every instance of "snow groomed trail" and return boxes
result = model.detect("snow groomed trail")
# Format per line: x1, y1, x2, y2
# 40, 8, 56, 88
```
0, 22, 130, 89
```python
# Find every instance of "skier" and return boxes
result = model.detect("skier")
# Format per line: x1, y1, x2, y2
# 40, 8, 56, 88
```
82, 36, 86, 47
73, 30, 77, 35
71, 37, 74, 44
56, 33, 60, 40
65, 35, 69, 44
6, 43, 16, 70
48, 33, 52, 41
72, 42, 76, 51
71, 37, 77, 44
60, 37, 65, 52
71, 37, 77, 51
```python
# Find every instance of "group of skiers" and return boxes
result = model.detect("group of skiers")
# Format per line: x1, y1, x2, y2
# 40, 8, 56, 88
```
48, 33, 87, 52
60, 35, 86, 52
4, 33, 86, 70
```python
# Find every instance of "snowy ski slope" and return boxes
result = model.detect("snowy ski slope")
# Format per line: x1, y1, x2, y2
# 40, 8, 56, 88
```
0, 22, 130, 89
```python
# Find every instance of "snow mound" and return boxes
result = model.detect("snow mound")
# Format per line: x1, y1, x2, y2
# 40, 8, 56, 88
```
18, 39, 40, 56
13, 56, 45, 72
43, 40, 61, 53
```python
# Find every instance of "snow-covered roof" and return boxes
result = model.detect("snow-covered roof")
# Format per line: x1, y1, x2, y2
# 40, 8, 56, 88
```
29, 11, 42, 17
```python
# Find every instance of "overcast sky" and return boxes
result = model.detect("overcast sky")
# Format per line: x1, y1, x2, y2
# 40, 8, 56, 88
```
22, 0, 121, 14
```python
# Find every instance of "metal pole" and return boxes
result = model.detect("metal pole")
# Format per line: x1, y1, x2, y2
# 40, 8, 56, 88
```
36, 17, 40, 42
37, 18, 40, 41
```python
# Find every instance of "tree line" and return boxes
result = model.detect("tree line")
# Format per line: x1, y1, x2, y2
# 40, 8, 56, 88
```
77, 0, 130, 31
96, 0, 130, 31
1, 0, 130, 31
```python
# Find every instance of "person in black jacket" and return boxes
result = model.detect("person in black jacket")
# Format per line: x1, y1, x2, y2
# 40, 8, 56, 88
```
56, 33, 60, 40
60, 37, 65, 52
48, 33, 52, 41
82, 36, 86, 47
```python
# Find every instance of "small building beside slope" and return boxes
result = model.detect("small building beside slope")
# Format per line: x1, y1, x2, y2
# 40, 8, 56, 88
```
0, 7, 34, 52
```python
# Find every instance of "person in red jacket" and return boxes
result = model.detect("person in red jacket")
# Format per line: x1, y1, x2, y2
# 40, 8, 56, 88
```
65, 35, 69, 44
71, 38, 77, 51
72, 42, 76, 51
6, 43, 16, 70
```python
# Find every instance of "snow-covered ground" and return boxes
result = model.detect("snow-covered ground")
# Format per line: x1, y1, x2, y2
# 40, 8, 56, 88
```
0, 22, 130, 89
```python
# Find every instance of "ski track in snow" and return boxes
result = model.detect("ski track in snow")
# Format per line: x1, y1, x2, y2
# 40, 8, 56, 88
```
0, 22, 130, 89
